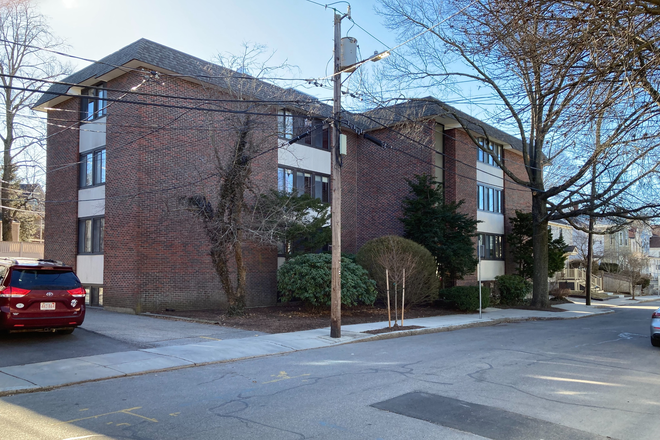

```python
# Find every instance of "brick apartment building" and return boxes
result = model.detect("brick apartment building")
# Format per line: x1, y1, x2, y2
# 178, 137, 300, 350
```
34, 39, 531, 313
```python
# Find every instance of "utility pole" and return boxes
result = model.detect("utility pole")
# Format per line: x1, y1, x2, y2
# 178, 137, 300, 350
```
330, 10, 344, 338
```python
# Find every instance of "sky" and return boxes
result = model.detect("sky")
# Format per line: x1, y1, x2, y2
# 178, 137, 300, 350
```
37, 0, 398, 105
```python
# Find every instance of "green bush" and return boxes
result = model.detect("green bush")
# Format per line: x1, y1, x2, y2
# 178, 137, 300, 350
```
439, 286, 490, 311
356, 235, 439, 308
278, 253, 377, 308
495, 274, 532, 305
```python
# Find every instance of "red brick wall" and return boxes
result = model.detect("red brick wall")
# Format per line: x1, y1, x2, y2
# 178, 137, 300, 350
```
344, 122, 435, 254
44, 98, 80, 268
47, 71, 279, 313
443, 128, 479, 285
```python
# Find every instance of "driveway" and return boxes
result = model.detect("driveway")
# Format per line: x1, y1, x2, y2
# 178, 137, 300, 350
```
0, 308, 266, 368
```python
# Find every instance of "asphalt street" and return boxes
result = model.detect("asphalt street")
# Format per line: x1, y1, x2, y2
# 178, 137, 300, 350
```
0, 308, 266, 367
1, 300, 658, 440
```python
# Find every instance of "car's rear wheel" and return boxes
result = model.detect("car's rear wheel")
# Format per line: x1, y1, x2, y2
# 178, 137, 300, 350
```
56, 328, 75, 335
651, 337, 660, 347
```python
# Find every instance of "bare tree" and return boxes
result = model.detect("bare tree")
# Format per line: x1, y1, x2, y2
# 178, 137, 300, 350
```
0, 0, 68, 240
377, 0, 660, 308
185, 45, 327, 315
621, 252, 650, 300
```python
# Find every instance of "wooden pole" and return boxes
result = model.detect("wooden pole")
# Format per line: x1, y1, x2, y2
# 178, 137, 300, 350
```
330, 12, 342, 338
402, 269, 405, 326
386, 269, 391, 328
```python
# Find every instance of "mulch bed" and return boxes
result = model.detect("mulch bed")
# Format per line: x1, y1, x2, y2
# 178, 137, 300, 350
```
363, 325, 425, 335
153, 298, 573, 334
155, 303, 462, 334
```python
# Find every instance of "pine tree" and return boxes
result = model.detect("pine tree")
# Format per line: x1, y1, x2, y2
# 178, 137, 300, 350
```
508, 211, 567, 279
400, 174, 479, 288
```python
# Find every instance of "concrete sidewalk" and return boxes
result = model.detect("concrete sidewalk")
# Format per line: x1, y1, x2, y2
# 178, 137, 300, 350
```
1, 295, 658, 395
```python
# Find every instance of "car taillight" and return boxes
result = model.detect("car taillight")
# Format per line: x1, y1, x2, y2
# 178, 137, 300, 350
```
67, 287, 86, 298
653, 312, 660, 319
0, 286, 31, 298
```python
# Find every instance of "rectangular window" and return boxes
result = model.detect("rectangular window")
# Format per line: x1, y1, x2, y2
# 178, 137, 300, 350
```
80, 148, 106, 188
477, 184, 502, 214
277, 109, 294, 139
85, 286, 104, 307
315, 175, 330, 203
479, 233, 504, 260
78, 217, 105, 254
81, 83, 107, 121
278, 166, 330, 202
477, 138, 503, 167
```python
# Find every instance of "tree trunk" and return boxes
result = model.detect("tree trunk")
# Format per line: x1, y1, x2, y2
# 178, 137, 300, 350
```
530, 195, 550, 308
231, 232, 247, 315
585, 216, 594, 306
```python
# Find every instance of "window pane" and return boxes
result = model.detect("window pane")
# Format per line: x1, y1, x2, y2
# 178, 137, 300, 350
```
278, 168, 285, 191
296, 171, 304, 195
94, 150, 104, 185
98, 287, 103, 306
304, 173, 312, 195
488, 188, 494, 211
98, 88, 107, 117
285, 169, 293, 193
314, 175, 322, 200
323, 127, 329, 150
478, 186, 484, 210
311, 122, 323, 148
86, 98, 95, 121
92, 218, 100, 253
84, 219, 92, 253
99, 218, 105, 253
83, 154, 93, 187
9, 269, 81, 289
322, 176, 329, 203
100, 149, 106, 183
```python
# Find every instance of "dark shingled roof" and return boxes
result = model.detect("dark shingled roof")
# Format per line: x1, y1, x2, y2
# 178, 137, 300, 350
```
36, 39, 523, 147
354, 97, 523, 152
34, 38, 331, 117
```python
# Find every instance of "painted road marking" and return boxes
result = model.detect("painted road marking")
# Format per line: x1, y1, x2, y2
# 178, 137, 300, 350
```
52, 407, 158, 425
199, 336, 222, 341
263, 371, 310, 384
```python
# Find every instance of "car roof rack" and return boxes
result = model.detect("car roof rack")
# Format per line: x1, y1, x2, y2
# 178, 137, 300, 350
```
0, 257, 66, 266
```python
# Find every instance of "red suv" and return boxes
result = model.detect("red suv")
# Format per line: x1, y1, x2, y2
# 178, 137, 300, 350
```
0, 258, 86, 334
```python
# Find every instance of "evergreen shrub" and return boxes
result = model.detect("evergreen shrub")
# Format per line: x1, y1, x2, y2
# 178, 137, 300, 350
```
439, 286, 490, 311
495, 274, 532, 305
278, 253, 377, 308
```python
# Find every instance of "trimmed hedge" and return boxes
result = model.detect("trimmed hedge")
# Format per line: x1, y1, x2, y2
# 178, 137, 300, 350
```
439, 286, 490, 311
495, 274, 531, 305
277, 253, 377, 308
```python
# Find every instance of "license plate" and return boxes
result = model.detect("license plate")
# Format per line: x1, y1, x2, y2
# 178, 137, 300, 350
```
40, 302, 56, 311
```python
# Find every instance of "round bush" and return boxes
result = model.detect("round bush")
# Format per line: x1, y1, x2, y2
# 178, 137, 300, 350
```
356, 235, 439, 308
495, 274, 532, 305
277, 253, 377, 308
439, 286, 490, 311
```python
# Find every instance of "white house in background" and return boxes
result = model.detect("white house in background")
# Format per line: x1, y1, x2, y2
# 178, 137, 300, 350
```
648, 235, 660, 294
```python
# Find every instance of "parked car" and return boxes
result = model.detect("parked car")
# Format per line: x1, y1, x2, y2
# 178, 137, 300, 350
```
0, 258, 85, 334
651, 307, 660, 347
